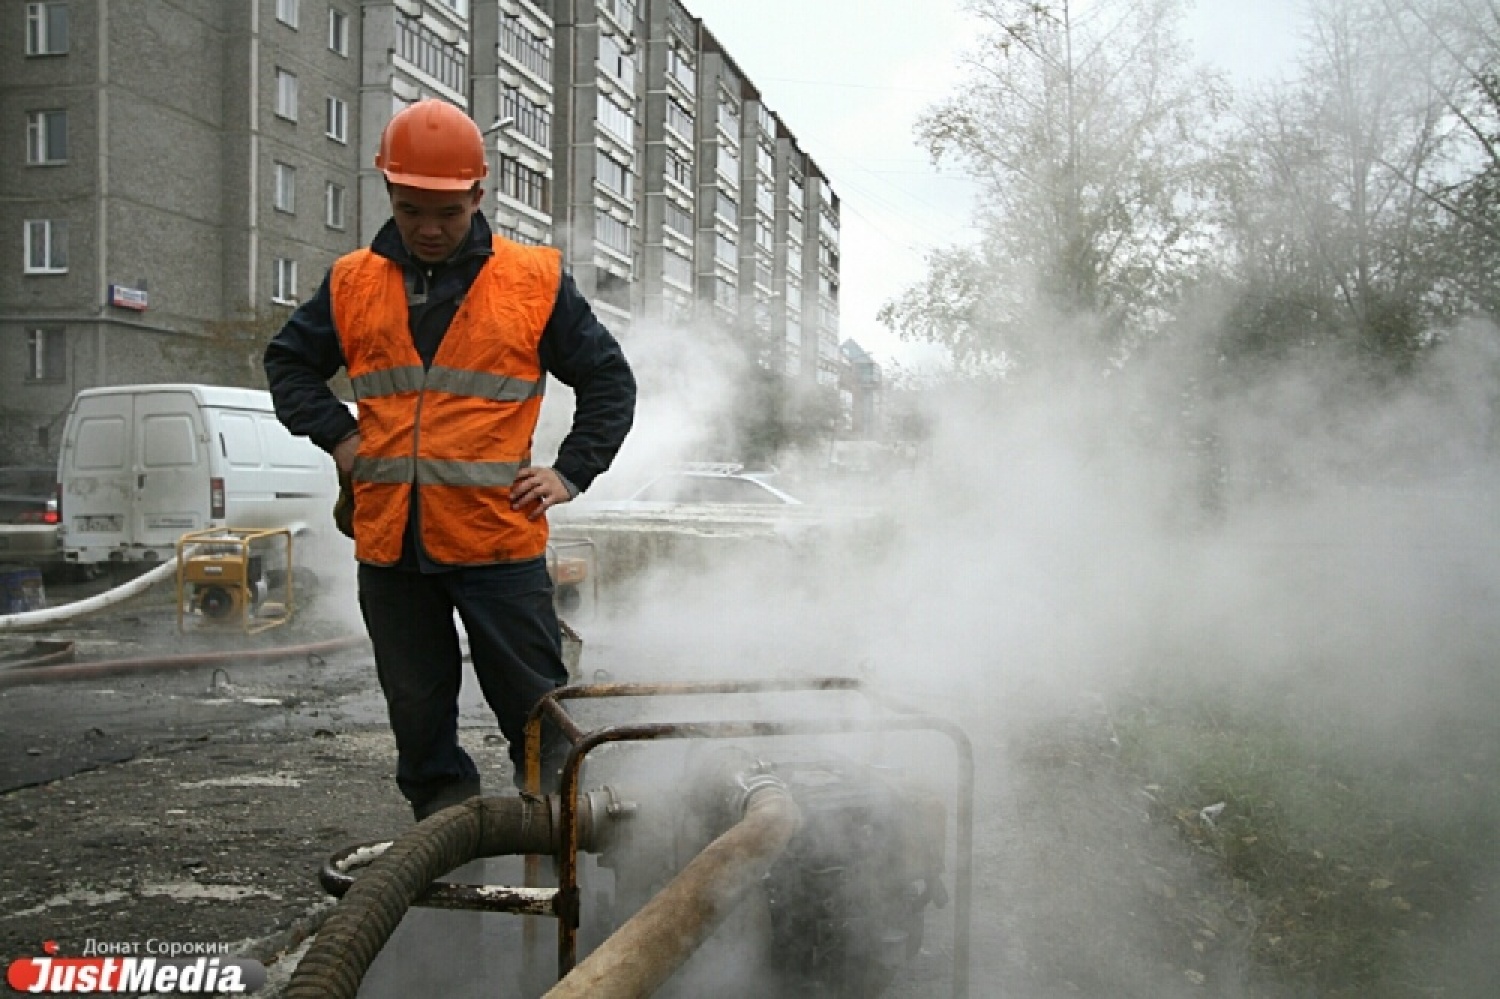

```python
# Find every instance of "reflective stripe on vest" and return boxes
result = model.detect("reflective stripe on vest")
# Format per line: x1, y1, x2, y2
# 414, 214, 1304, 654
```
350, 365, 546, 404
351, 454, 525, 488
331, 236, 562, 566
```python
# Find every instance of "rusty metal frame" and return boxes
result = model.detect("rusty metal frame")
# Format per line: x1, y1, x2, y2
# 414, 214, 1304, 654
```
174, 526, 294, 634
521, 677, 974, 998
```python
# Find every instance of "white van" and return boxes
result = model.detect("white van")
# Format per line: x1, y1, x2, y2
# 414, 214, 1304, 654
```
57, 384, 338, 567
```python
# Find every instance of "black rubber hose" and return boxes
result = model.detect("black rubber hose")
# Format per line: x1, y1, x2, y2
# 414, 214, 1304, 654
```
285, 794, 557, 999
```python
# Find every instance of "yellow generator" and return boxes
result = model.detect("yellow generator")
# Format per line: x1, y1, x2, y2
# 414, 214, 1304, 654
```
176, 527, 294, 633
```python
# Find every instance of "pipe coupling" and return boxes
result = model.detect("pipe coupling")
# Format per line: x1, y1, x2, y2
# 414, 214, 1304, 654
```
732, 767, 788, 817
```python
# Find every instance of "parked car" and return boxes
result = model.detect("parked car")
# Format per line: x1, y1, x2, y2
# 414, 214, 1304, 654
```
0, 466, 63, 574
624, 464, 803, 506
552, 463, 809, 529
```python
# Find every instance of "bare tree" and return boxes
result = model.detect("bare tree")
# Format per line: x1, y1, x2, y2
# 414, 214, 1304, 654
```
1376, 0, 1500, 316
1219, 0, 1473, 372
880, 0, 1228, 372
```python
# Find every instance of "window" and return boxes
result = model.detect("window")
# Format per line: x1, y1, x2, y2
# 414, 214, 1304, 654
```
715, 232, 737, 266
597, 94, 633, 145
325, 182, 346, 229
502, 86, 551, 148
26, 110, 67, 164
756, 182, 775, 215
596, 151, 631, 200
23, 220, 67, 273
717, 143, 739, 181
274, 162, 296, 213
599, 0, 635, 27
328, 8, 349, 56
598, 32, 635, 89
753, 293, 771, 329
714, 276, 736, 309
273, 258, 298, 304
25, 328, 65, 382
665, 148, 692, 189
498, 157, 549, 212
666, 42, 695, 91
500, 15, 552, 80
595, 213, 630, 255
664, 199, 693, 237
275, 69, 298, 121
718, 94, 741, 139
326, 96, 348, 143
715, 190, 737, 223
666, 99, 693, 140
396, 17, 466, 93
663, 248, 691, 289
495, 222, 543, 246
25, 3, 68, 55
276, 0, 298, 28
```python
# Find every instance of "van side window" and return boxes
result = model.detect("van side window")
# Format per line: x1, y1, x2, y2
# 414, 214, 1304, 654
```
76, 417, 127, 470
220, 413, 264, 468
142, 414, 198, 467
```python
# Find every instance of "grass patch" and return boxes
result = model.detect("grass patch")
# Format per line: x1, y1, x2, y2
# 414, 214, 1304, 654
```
1113, 675, 1499, 997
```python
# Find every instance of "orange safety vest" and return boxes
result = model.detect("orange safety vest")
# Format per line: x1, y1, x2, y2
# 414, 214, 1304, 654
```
330, 237, 562, 566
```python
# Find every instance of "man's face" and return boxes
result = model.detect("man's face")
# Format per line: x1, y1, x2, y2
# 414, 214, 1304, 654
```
389, 184, 482, 263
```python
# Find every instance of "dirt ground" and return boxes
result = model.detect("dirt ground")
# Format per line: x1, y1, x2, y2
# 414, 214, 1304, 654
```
0, 587, 1290, 998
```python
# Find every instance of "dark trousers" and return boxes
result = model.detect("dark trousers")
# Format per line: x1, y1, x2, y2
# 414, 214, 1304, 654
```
357, 558, 566, 814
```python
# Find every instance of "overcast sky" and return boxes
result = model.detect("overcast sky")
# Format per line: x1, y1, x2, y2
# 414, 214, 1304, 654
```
684, 0, 1307, 369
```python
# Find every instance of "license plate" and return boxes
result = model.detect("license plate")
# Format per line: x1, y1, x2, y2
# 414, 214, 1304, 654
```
77, 515, 123, 532
146, 515, 197, 530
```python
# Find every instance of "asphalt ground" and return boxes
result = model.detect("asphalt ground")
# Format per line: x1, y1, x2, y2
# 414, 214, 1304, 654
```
0, 567, 508, 985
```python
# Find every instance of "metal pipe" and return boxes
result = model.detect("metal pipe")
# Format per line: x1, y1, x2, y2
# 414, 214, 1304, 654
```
543, 782, 800, 999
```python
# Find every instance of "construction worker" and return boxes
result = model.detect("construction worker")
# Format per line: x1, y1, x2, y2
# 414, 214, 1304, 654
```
264, 99, 636, 820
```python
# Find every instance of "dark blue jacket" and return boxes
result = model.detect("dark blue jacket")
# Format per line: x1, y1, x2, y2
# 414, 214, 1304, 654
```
264, 211, 636, 497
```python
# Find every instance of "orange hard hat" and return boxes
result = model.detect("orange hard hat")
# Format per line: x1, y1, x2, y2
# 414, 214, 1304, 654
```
375, 99, 488, 191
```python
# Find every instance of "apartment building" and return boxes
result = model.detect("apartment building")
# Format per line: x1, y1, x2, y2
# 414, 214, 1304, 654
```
1, 0, 844, 465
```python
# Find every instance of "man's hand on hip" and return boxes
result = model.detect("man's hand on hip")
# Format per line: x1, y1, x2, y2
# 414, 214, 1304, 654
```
332, 433, 361, 475
512, 466, 572, 521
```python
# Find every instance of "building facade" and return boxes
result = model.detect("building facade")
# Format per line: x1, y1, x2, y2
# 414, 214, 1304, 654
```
1, 0, 845, 465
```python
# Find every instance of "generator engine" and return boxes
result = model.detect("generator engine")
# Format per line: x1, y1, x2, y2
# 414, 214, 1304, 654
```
588, 746, 948, 998
182, 549, 264, 621
761, 757, 947, 996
